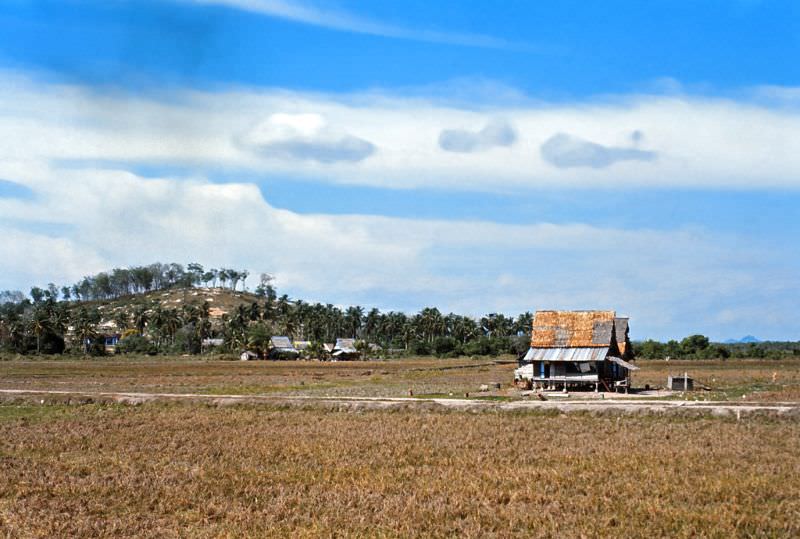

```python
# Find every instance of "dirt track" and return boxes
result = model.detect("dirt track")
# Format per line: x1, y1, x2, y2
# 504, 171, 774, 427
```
1, 388, 798, 417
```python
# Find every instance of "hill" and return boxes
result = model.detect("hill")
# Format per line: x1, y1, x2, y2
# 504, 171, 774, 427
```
81, 287, 263, 330
723, 335, 761, 344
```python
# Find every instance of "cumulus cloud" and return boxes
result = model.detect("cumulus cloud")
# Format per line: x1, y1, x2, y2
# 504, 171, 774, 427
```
238, 113, 376, 163
540, 133, 657, 169
438, 119, 517, 153
2, 71, 800, 190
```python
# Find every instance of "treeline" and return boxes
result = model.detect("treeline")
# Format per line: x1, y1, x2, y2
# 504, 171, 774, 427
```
635, 335, 800, 360
25, 262, 250, 303
2, 262, 797, 359
0, 261, 532, 357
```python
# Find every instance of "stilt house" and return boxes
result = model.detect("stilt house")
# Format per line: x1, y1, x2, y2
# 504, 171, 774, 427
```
514, 310, 638, 391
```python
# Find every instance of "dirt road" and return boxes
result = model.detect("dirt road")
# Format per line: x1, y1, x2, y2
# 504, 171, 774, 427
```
1, 388, 798, 417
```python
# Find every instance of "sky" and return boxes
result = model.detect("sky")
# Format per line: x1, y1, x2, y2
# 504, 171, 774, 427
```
0, 0, 799, 341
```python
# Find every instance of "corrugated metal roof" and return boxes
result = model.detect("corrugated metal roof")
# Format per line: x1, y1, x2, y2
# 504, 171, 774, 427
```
522, 346, 609, 362
608, 356, 639, 371
270, 336, 296, 351
334, 338, 358, 353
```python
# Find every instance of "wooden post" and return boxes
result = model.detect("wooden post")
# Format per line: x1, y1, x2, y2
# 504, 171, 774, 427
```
684, 371, 688, 392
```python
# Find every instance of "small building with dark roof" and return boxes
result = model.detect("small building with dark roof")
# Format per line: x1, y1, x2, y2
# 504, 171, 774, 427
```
331, 338, 360, 360
515, 310, 638, 391
269, 336, 299, 359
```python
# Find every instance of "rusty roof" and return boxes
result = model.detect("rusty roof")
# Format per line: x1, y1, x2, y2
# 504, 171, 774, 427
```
531, 310, 617, 348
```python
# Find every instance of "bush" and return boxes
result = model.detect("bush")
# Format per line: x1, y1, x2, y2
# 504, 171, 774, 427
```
409, 340, 431, 356
116, 335, 157, 355
432, 337, 461, 357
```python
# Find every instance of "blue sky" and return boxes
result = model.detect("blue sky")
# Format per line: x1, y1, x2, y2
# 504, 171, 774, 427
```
0, 0, 798, 340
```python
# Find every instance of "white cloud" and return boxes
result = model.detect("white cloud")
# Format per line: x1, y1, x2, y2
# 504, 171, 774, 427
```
439, 119, 517, 153
2, 71, 800, 192
238, 113, 375, 163
540, 132, 656, 168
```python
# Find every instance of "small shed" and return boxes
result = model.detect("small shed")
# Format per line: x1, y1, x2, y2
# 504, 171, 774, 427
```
668, 374, 694, 391
332, 338, 360, 360
269, 336, 299, 359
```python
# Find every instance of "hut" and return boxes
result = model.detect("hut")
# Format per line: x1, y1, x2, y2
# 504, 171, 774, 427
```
667, 374, 694, 391
514, 310, 638, 392
331, 338, 360, 361
269, 336, 299, 359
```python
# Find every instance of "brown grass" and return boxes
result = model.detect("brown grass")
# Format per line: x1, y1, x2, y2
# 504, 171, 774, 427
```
0, 357, 516, 398
2, 357, 800, 402
636, 359, 800, 401
0, 404, 798, 538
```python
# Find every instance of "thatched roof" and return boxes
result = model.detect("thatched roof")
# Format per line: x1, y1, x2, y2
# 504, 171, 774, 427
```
531, 311, 616, 348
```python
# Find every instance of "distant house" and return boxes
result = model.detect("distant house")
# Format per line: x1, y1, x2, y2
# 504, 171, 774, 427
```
269, 336, 299, 359
514, 310, 638, 391
97, 321, 121, 353
331, 338, 360, 360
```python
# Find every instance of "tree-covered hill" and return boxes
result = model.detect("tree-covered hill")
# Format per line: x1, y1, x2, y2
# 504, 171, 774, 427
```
1, 261, 797, 359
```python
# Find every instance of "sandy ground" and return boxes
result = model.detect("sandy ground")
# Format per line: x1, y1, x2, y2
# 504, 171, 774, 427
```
1, 388, 798, 417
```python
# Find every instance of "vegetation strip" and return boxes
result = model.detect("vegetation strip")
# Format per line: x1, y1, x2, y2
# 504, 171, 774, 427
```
1, 389, 797, 417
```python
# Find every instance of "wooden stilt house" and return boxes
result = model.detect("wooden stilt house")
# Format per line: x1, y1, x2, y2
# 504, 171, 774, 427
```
514, 310, 638, 391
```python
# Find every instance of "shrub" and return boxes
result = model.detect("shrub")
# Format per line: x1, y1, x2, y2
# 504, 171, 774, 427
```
116, 335, 157, 355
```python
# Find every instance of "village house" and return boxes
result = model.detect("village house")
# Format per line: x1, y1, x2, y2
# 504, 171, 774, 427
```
515, 310, 638, 392
331, 338, 360, 360
269, 336, 299, 359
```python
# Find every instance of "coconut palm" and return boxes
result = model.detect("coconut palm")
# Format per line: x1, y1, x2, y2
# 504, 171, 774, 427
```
133, 304, 149, 336
29, 306, 52, 354
73, 307, 99, 355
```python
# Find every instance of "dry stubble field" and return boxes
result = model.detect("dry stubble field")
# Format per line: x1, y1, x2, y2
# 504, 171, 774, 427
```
1, 356, 799, 401
1, 404, 799, 537
1, 357, 800, 537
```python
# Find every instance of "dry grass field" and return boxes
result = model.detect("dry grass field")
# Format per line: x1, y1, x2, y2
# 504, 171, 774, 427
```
0, 356, 516, 398
1, 356, 800, 401
1, 358, 799, 537
0, 403, 798, 538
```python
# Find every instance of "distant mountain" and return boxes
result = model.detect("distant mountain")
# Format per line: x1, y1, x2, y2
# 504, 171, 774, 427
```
723, 335, 761, 344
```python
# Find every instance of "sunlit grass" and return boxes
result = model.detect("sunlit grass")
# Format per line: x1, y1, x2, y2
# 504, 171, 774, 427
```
0, 403, 798, 537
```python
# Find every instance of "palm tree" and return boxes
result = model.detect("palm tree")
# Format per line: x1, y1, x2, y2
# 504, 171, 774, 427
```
29, 307, 51, 354
113, 310, 130, 332
133, 304, 149, 336
344, 306, 364, 339
161, 309, 181, 346
246, 323, 271, 358
73, 307, 99, 355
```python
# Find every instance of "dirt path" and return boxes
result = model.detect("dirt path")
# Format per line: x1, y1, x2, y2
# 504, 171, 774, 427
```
1, 388, 798, 417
